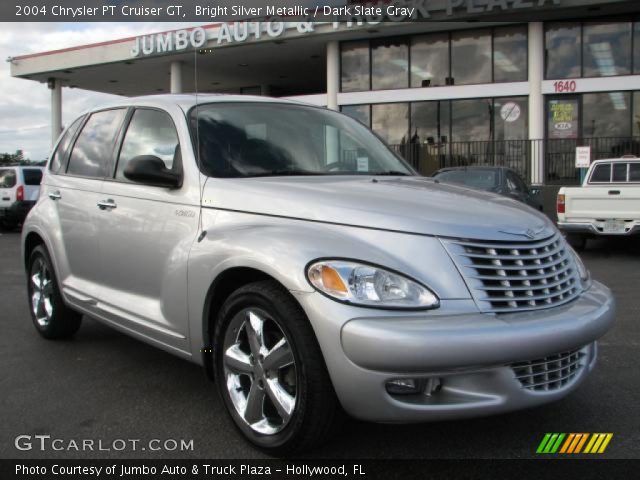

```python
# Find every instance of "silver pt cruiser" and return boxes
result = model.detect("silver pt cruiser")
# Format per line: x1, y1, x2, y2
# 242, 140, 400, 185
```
22, 95, 615, 454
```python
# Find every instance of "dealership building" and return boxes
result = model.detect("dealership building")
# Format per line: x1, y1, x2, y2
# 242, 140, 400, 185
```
8, 0, 640, 190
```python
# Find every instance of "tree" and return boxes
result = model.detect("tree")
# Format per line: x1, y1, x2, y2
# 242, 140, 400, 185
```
0, 150, 33, 165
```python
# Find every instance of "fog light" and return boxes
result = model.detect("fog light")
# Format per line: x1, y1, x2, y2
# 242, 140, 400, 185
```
385, 377, 443, 396
386, 378, 421, 395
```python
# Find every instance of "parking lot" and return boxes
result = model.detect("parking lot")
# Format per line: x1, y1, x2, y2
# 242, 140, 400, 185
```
1, 230, 638, 459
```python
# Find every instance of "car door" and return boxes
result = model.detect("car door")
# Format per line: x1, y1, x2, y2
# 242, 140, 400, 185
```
43, 109, 128, 308
95, 107, 199, 352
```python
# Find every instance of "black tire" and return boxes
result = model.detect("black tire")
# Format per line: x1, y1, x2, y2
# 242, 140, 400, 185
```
566, 233, 587, 251
213, 280, 342, 455
27, 245, 82, 339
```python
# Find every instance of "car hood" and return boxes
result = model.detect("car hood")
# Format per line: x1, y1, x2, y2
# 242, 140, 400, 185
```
202, 175, 554, 241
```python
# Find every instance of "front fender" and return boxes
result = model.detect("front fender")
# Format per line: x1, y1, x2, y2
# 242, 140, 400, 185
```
186, 208, 471, 358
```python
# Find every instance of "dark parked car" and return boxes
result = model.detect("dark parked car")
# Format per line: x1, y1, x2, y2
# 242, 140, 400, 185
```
432, 166, 542, 211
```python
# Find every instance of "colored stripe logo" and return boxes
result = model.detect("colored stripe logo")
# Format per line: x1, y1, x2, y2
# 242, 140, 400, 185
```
537, 433, 613, 454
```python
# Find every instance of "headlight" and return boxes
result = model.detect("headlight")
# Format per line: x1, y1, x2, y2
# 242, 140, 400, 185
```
568, 246, 590, 288
306, 260, 439, 310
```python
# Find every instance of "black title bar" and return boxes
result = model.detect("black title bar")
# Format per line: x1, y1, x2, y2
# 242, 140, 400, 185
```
3, 0, 619, 23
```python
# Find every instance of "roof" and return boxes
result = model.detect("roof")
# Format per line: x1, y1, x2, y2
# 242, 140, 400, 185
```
591, 156, 639, 163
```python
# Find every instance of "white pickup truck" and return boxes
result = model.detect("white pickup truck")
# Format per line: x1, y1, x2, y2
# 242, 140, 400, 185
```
557, 156, 640, 248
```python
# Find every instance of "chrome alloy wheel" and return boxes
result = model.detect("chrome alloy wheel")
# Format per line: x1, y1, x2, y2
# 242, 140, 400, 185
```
223, 308, 297, 435
30, 257, 54, 327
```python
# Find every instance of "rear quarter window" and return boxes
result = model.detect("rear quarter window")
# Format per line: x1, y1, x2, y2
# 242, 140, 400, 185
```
0, 168, 17, 188
629, 163, 640, 182
50, 116, 85, 174
67, 109, 127, 178
22, 169, 43, 185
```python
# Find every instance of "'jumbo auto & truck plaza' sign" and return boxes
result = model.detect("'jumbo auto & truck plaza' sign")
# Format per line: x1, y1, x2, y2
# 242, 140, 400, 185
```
131, 0, 562, 57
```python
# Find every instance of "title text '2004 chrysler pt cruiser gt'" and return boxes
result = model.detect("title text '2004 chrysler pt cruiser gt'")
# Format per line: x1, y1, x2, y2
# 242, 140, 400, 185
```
22, 95, 615, 454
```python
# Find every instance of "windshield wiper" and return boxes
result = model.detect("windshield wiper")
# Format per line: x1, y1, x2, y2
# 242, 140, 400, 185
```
246, 169, 324, 177
371, 171, 411, 176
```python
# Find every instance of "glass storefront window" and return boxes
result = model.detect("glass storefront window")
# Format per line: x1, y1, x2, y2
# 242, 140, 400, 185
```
493, 26, 528, 83
583, 92, 632, 137
583, 22, 632, 77
410, 33, 449, 88
547, 97, 580, 139
634, 92, 640, 137
451, 30, 492, 85
634, 22, 640, 74
341, 105, 370, 127
341, 41, 370, 92
451, 99, 493, 142
545, 23, 581, 79
494, 97, 528, 141
371, 38, 409, 90
371, 103, 409, 145
410, 102, 450, 145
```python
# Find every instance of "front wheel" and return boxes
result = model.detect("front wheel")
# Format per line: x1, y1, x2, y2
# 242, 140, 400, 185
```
213, 280, 342, 455
566, 233, 587, 251
27, 245, 82, 339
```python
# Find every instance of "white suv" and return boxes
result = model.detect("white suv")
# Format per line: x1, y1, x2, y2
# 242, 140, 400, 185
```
0, 165, 43, 229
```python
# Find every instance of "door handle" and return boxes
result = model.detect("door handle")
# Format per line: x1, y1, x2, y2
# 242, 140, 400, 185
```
48, 190, 61, 200
97, 199, 117, 210
608, 190, 621, 195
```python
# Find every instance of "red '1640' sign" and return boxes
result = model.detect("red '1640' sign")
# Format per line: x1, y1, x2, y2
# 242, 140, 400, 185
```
554, 80, 577, 93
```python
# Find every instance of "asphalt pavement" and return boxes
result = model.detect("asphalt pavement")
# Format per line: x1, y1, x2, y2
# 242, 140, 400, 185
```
1, 230, 638, 459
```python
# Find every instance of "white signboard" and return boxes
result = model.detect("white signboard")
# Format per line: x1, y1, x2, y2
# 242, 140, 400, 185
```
576, 146, 591, 168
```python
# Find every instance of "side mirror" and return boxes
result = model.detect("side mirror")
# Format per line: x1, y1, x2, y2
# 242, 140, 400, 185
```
123, 155, 182, 188
530, 187, 541, 196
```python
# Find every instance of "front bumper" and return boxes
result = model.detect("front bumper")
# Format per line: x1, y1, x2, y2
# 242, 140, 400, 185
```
558, 220, 640, 236
297, 281, 615, 423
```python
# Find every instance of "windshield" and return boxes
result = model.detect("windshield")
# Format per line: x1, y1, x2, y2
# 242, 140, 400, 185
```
189, 103, 414, 178
434, 169, 499, 191
0, 168, 17, 188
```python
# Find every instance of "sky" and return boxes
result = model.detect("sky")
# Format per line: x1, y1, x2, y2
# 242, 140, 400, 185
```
0, 22, 203, 161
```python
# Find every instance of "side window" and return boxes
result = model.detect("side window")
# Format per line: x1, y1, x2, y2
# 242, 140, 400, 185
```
511, 172, 528, 193
50, 116, 84, 174
67, 109, 127, 178
612, 163, 627, 182
629, 163, 640, 182
116, 109, 179, 182
506, 172, 520, 192
0, 169, 17, 188
590, 163, 611, 183
22, 169, 43, 185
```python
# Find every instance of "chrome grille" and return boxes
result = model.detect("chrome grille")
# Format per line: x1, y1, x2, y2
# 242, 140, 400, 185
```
443, 233, 580, 313
511, 349, 585, 391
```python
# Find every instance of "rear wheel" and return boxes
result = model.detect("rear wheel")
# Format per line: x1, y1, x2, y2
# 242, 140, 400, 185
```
213, 280, 342, 455
27, 245, 82, 339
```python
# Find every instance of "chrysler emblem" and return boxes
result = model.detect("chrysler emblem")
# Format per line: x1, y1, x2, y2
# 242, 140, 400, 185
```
499, 226, 546, 239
